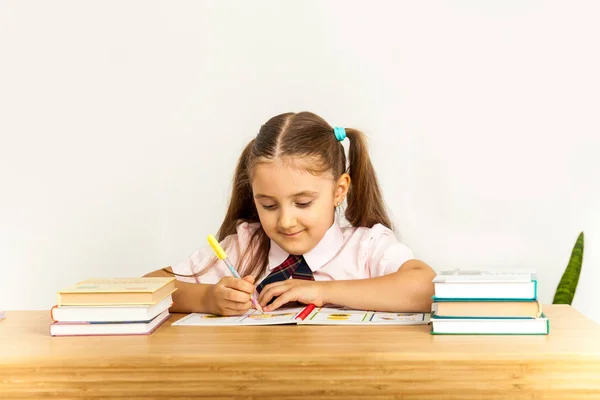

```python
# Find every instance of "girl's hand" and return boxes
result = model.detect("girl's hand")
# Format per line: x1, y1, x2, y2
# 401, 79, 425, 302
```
209, 275, 256, 316
258, 280, 327, 312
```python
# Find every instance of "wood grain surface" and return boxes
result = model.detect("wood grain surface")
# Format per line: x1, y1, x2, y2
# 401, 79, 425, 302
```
1, 305, 599, 399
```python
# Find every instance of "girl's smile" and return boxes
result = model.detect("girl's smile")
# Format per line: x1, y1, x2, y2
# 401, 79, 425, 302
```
281, 230, 304, 238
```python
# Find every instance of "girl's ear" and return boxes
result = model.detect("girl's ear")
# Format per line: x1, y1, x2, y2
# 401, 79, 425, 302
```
334, 173, 351, 206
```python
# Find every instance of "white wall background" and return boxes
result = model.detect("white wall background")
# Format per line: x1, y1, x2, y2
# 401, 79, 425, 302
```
1, 1, 598, 322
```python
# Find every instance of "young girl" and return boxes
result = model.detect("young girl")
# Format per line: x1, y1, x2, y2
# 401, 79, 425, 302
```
146, 112, 436, 315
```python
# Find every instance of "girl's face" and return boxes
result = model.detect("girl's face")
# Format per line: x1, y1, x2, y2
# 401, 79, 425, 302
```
251, 157, 349, 256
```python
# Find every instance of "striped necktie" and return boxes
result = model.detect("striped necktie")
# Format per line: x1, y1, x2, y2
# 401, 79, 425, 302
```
256, 254, 314, 294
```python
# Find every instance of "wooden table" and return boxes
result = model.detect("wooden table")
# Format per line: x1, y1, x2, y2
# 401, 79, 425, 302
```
1, 305, 599, 399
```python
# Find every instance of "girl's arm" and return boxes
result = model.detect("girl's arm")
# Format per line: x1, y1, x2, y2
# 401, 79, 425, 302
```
259, 260, 436, 312
144, 268, 214, 313
322, 260, 436, 312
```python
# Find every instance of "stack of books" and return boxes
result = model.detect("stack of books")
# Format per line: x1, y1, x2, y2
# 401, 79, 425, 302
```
430, 269, 549, 335
50, 277, 176, 336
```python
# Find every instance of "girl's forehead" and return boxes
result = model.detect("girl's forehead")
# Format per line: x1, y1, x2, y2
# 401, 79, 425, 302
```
251, 158, 335, 195
253, 156, 333, 177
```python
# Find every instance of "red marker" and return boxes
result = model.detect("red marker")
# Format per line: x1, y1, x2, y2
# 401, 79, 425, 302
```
295, 304, 316, 321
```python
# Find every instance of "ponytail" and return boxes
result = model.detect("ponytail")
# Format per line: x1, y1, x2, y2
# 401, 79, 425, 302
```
344, 129, 393, 230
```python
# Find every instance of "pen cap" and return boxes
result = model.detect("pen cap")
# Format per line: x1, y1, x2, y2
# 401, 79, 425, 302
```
207, 235, 227, 260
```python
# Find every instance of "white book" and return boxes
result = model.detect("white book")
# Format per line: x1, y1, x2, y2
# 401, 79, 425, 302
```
431, 314, 549, 335
432, 268, 537, 300
51, 295, 173, 322
50, 310, 170, 336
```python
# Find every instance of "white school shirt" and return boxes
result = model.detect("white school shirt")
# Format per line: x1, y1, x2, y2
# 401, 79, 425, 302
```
171, 221, 415, 285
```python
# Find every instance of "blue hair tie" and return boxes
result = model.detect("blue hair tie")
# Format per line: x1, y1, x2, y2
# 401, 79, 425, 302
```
333, 126, 346, 141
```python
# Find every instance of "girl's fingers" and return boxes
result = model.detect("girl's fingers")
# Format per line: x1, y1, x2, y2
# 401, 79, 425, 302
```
265, 290, 298, 312
223, 277, 255, 294
257, 281, 288, 304
259, 285, 290, 307
223, 287, 251, 303
223, 299, 252, 312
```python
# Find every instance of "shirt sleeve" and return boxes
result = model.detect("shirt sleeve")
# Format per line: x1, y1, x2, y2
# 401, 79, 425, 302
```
170, 222, 256, 284
365, 224, 415, 278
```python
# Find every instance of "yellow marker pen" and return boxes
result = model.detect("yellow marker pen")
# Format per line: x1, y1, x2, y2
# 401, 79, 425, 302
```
207, 235, 264, 313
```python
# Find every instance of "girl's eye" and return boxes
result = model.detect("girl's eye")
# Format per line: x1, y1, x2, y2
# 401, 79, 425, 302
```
296, 202, 312, 208
261, 204, 278, 210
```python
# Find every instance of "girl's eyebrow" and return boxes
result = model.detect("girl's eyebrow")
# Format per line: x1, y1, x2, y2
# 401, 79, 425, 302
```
254, 191, 320, 200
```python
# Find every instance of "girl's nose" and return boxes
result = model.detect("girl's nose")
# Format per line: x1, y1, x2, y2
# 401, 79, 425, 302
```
278, 208, 297, 230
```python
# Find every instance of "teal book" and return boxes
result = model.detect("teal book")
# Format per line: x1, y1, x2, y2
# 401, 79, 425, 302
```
433, 268, 537, 300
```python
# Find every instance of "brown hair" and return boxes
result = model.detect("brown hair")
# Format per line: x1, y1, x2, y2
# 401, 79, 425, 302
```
168, 112, 392, 279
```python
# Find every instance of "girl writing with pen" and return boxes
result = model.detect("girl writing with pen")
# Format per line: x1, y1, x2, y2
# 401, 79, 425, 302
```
145, 112, 435, 316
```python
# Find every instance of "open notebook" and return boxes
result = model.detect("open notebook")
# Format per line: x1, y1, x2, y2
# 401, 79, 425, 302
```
172, 305, 431, 326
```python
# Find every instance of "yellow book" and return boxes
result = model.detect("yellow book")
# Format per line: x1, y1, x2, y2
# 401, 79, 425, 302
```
432, 300, 542, 318
57, 278, 176, 306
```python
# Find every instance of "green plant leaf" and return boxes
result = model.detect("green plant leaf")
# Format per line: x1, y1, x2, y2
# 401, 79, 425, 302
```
553, 232, 584, 305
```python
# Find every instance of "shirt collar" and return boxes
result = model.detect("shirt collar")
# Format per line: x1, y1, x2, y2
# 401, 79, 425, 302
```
267, 222, 344, 272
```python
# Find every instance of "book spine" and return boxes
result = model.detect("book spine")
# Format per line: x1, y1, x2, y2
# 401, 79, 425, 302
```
50, 305, 58, 322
